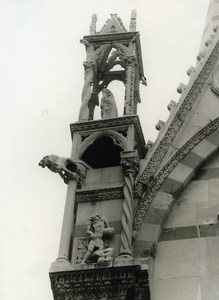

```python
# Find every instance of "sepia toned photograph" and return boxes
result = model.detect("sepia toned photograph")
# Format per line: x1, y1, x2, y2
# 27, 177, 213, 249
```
1, 0, 219, 299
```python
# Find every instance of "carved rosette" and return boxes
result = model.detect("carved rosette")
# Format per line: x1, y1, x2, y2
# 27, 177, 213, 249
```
120, 151, 139, 256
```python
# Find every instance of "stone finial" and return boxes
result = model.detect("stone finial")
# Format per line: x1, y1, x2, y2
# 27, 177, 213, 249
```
89, 13, 97, 35
177, 83, 186, 94
140, 75, 147, 86
155, 120, 165, 131
167, 100, 177, 112
187, 66, 196, 76
80, 213, 114, 264
39, 155, 87, 186
129, 10, 137, 32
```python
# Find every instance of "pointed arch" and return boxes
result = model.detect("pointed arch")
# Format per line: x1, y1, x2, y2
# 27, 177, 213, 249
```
133, 118, 219, 256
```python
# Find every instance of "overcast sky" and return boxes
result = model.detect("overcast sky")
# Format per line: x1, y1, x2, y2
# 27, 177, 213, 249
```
0, 0, 210, 299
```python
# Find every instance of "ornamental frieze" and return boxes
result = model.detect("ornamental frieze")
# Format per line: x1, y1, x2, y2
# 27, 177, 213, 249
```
50, 265, 150, 300
133, 117, 219, 232
76, 186, 124, 203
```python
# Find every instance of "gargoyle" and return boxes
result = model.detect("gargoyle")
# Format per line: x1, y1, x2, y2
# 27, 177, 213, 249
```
39, 155, 87, 185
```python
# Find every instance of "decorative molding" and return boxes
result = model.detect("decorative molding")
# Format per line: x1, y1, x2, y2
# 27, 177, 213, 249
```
76, 186, 124, 203
134, 118, 219, 231
136, 40, 219, 192
50, 265, 150, 300
210, 61, 219, 95
78, 129, 128, 158
70, 115, 146, 157
84, 32, 137, 43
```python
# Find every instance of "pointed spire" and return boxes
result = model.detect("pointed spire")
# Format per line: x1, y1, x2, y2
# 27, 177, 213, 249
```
89, 13, 97, 35
99, 14, 127, 34
200, 0, 219, 49
129, 10, 137, 32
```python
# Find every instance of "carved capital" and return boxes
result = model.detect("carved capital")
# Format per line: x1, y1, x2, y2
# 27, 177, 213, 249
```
39, 155, 87, 186
120, 151, 139, 177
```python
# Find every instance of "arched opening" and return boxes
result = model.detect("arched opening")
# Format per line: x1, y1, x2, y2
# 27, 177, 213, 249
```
81, 136, 123, 169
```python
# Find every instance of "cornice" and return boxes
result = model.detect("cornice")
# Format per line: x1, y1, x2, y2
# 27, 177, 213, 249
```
50, 265, 150, 299
133, 117, 219, 232
135, 38, 219, 193
83, 32, 137, 43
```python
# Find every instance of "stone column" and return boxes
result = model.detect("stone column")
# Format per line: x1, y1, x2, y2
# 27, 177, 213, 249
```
120, 151, 139, 256
124, 56, 136, 115
57, 163, 86, 263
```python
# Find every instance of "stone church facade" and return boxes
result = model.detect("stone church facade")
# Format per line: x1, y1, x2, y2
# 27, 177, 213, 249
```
40, 2, 219, 299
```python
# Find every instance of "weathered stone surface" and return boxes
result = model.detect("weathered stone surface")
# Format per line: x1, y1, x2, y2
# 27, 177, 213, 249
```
50, 265, 150, 300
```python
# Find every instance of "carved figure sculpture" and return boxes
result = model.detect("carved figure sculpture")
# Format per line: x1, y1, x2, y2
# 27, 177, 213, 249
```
39, 155, 86, 185
81, 213, 114, 264
79, 62, 94, 121
100, 88, 118, 119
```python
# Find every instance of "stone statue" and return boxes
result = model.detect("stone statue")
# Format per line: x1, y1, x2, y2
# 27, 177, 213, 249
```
100, 88, 118, 119
79, 62, 94, 121
81, 213, 114, 264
